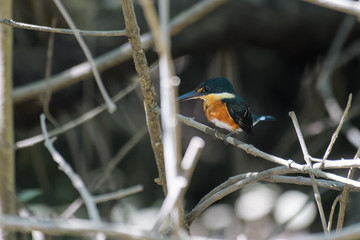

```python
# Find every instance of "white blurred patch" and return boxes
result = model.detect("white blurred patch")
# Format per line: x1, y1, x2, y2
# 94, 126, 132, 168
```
200, 204, 235, 231
235, 184, 280, 221
273, 190, 316, 231
110, 202, 159, 230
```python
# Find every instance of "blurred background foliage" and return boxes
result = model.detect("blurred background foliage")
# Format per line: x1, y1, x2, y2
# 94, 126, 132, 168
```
12, 0, 360, 238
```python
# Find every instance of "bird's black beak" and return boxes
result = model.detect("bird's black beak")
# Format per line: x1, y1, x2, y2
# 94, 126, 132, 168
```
177, 90, 202, 101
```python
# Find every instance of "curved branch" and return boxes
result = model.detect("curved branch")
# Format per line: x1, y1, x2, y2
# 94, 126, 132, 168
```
0, 18, 127, 36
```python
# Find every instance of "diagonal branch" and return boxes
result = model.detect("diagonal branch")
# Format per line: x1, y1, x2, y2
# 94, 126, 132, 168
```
40, 114, 100, 222
53, 0, 116, 113
13, 0, 228, 104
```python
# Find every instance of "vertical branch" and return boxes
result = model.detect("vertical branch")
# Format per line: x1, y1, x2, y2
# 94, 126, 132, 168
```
289, 112, 328, 234
0, 0, 15, 239
336, 148, 360, 230
121, 0, 166, 193
157, 0, 181, 226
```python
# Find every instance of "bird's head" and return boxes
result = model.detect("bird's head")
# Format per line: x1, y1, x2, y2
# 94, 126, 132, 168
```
178, 77, 236, 101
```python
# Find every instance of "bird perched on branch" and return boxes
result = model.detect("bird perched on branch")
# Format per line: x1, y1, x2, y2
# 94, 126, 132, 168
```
178, 77, 275, 140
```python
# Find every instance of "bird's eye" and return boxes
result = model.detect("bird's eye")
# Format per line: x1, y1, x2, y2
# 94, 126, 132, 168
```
202, 86, 210, 93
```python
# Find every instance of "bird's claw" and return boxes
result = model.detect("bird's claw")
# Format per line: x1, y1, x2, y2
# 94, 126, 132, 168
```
212, 128, 218, 140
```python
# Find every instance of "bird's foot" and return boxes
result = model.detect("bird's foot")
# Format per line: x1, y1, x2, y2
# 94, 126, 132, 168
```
223, 132, 235, 145
211, 127, 218, 140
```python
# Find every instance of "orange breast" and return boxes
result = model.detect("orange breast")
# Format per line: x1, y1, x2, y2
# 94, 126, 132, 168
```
201, 96, 239, 131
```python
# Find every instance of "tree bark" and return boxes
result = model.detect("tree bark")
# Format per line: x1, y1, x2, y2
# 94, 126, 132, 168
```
0, 0, 16, 239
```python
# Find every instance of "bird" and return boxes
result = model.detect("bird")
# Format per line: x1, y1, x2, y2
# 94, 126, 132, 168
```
177, 77, 275, 140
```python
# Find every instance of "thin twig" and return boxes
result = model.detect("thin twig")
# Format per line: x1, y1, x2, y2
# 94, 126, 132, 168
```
0, 215, 161, 240
53, 0, 116, 113
185, 167, 297, 225
289, 111, 328, 234
336, 148, 360, 230
42, 18, 59, 126
93, 185, 143, 204
263, 175, 360, 192
155, 108, 360, 188
89, 127, 148, 191
320, 93, 352, 167
40, 114, 100, 222
15, 80, 139, 149
61, 126, 147, 218
0, 18, 127, 36
328, 196, 340, 231
13, 0, 228, 104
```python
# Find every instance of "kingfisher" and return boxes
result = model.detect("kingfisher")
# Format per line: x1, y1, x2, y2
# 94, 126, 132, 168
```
178, 77, 275, 140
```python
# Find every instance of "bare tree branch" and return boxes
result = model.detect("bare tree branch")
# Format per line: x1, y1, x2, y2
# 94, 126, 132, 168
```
16, 80, 139, 149
53, 0, 116, 113
0, 18, 127, 36
289, 111, 328, 233
40, 114, 101, 222
321, 94, 352, 167
121, 0, 166, 193
301, 0, 360, 17
12, 0, 228, 104
0, 215, 161, 240
336, 148, 360, 230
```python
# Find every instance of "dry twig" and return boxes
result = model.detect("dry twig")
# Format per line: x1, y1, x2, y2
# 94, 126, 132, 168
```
121, 0, 166, 193
53, 0, 116, 113
289, 111, 328, 234
13, 0, 228, 104
0, 18, 127, 36
0, 215, 161, 240
16, 80, 139, 149
40, 114, 101, 222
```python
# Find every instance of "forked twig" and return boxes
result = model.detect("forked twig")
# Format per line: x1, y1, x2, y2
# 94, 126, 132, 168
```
289, 111, 328, 234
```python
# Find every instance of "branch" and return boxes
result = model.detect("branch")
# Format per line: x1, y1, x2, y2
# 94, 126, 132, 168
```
321, 93, 352, 167
0, 18, 127, 36
93, 185, 143, 204
162, 109, 360, 187
121, 0, 166, 193
61, 126, 147, 218
40, 114, 100, 222
336, 148, 360, 230
289, 111, 328, 233
263, 175, 360, 192
301, 0, 360, 17
185, 167, 296, 225
153, 136, 204, 231
0, 215, 161, 240
16, 80, 139, 149
13, 0, 228, 104
53, 0, 116, 113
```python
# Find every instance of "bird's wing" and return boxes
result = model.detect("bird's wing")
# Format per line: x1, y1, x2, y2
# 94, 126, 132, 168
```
222, 96, 253, 134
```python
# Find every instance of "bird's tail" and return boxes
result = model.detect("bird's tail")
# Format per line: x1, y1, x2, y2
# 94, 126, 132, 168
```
252, 114, 276, 125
